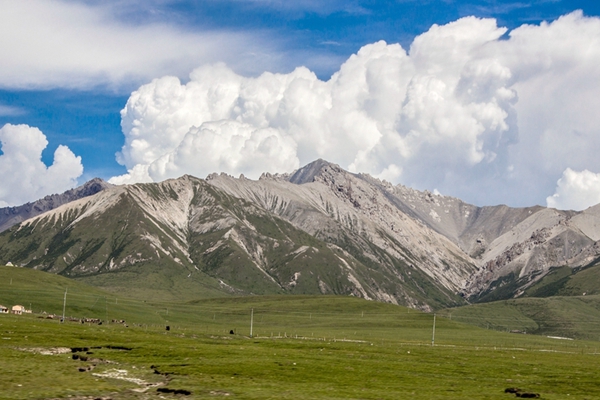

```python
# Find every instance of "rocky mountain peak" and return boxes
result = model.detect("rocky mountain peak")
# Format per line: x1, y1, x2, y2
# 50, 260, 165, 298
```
288, 159, 343, 184
77, 178, 112, 196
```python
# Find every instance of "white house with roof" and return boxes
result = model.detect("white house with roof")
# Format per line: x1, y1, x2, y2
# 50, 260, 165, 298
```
0, 305, 7, 314
11, 305, 26, 315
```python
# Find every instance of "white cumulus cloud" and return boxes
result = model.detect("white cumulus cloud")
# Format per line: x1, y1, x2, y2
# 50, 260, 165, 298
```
0, 124, 83, 207
114, 19, 514, 185
112, 12, 600, 208
0, 0, 279, 90
546, 169, 600, 211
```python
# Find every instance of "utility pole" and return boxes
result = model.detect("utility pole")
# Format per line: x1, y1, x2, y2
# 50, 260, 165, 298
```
250, 308, 254, 338
61, 288, 67, 323
431, 313, 436, 346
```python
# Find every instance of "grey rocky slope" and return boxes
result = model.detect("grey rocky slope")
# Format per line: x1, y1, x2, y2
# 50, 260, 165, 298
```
208, 162, 478, 300
382, 180, 600, 300
210, 160, 600, 302
0, 178, 112, 232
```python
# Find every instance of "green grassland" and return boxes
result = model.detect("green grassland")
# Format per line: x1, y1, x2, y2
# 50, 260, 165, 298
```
441, 261, 600, 341
442, 295, 600, 341
2, 266, 600, 399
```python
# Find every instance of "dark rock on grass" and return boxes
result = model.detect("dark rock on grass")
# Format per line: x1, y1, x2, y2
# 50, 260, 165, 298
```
71, 347, 89, 353
157, 388, 192, 395
505, 388, 540, 398
104, 345, 132, 351
44, 397, 112, 400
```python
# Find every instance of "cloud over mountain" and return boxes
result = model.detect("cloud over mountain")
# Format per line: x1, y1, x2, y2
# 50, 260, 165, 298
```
0, 124, 83, 207
112, 12, 600, 209
547, 169, 600, 211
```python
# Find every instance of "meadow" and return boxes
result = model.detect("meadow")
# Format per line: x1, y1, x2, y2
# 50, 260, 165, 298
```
1, 266, 599, 399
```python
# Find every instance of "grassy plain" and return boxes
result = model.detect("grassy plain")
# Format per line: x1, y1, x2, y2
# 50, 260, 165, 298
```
441, 295, 600, 341
441, 261, 600, 341
1, 266, 600, 399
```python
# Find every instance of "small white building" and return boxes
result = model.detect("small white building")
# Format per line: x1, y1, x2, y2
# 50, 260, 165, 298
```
11, 305, 26, 315
0, 305, 8, 314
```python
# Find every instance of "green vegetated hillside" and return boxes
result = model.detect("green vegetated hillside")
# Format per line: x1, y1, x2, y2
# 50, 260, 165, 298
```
1, 266, 600, 399
471, 259, 600, 304
523, 260, 600, 298
0, 183, 230, 302
0, 266, 167, 325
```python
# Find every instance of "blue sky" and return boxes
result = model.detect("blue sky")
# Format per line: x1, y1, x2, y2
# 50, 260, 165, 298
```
1, 0, 600, 209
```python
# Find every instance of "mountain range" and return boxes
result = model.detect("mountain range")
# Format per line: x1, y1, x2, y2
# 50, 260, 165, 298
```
1, 159, 599, 310
0, 178, 111, 233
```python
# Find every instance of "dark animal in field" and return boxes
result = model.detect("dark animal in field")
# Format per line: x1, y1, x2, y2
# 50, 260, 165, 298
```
230, 330, 234, 334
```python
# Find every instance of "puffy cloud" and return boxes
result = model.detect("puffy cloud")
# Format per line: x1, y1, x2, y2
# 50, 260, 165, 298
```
150, 121, 299, 180
113, 12, 600, 208
109, 164, 152, 186
0, 124, 83, 207
0, 0, 278, 89
547, 169, 600, 211
497, 11, 600, 206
